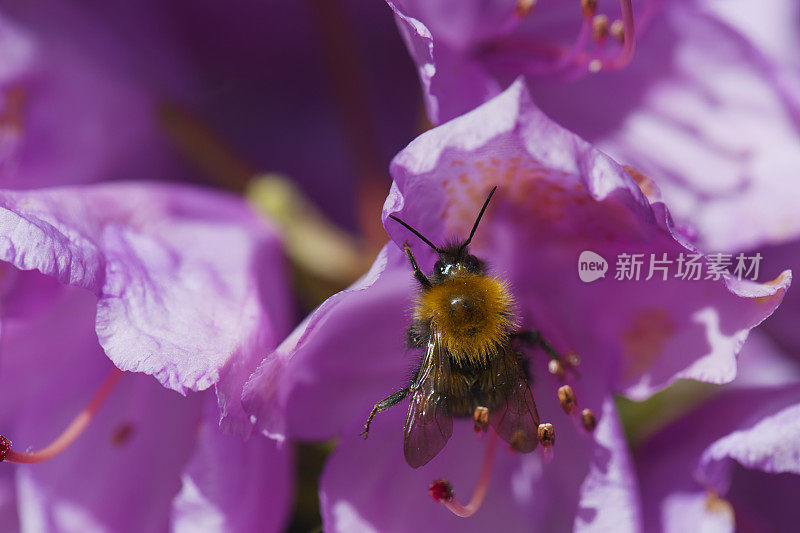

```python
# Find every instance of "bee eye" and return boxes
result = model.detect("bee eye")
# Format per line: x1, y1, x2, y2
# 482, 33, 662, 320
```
434, 260, 445, 275
465, 255, 479, 270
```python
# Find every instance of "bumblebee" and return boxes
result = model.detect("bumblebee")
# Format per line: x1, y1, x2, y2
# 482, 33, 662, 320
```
362, 186, 547, 468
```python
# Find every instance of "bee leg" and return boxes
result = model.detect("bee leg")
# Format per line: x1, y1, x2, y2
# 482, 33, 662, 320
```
514, 350, 533, 383
513, 329, 580, 378
403, 243, 432, 289
406, 320, 429, 349
361, 388, 410, 438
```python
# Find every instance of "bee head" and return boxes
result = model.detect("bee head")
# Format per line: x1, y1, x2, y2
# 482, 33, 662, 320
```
389, 185, 497, 280
432, 243, 485, 280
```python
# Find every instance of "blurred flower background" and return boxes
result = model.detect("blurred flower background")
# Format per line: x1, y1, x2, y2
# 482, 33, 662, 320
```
1, 0, 800, 532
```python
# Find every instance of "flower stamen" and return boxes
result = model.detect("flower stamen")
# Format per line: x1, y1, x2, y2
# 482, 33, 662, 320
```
538, 422, 555, 462
473, 406, 490, 433
554, 8, 593, 71
0, 368, 124, 464
581, 408, 597, 432
565, 352, 581, 368
592, 15, 609, 42
598, 0, 635, 70
514, 0, 537, 18
558, 384, 577, 415
430, 429, 499, 517
581, 0, 598, 18
548, 359, 566, 380
610, 19, 625, 43
489, 0, 636, 77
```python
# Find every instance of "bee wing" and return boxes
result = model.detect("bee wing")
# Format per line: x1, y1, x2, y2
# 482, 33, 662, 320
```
488, 345, 540, 453
403, 332, 453, 468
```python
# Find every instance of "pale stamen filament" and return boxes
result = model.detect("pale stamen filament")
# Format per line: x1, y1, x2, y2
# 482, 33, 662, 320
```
553, 12, 593, 72
598, 0, 636, 70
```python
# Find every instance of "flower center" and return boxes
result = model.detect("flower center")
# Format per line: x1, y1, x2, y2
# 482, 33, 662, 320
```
490, 0, 637, 77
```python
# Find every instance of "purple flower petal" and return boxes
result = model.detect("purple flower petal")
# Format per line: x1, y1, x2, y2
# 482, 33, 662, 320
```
0, 277, 204, 532
389, 0, 502, 127
170, 404, 293, 533
244, 243, 411, 440
637, 383, 800, 531
697, 403, 800, 488
13, 375, 202, 533
659, 492, 734, 533
733, 332, 800, 388
0, 457, 18, 531
745, 240, 800, 363
0, 183, 290, 433
0, 5, 190, 190
574, 397, 641, 532
528, 1, 800, 253
319, 379, 639, 531
701, 0, 800, 66
1, 270, 294, 531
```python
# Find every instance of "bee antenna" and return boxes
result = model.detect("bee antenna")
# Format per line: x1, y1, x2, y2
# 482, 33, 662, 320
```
389, 215, 441, 253
460, 185, 498, 255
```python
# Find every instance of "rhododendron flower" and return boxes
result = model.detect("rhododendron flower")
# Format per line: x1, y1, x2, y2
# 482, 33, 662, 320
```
0, 183, 293, 531
387, 0, 638, 125
1, 0, 421, 229
0, 5, 191, 190
389, 0, 800, 253
243, 81, 789, 531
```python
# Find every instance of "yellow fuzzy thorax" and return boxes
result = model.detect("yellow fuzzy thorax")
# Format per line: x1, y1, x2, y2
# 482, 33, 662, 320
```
414, 274, 515, 364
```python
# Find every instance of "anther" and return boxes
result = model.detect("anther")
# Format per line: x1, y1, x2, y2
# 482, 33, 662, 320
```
548, 359, 566, 380
537, 423, 555, 447
581, 408, 597, 432
558, 385, 577, 415
515, 0, 536, 17
592, 15, 609, 41
565, 351, 581, 367
537, 422, 555, 462
581, 0, 598, 18
431, 429, 499, 517
610, 20, 625, 42
0, 368, 123, 464
473, 406, 489, 433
